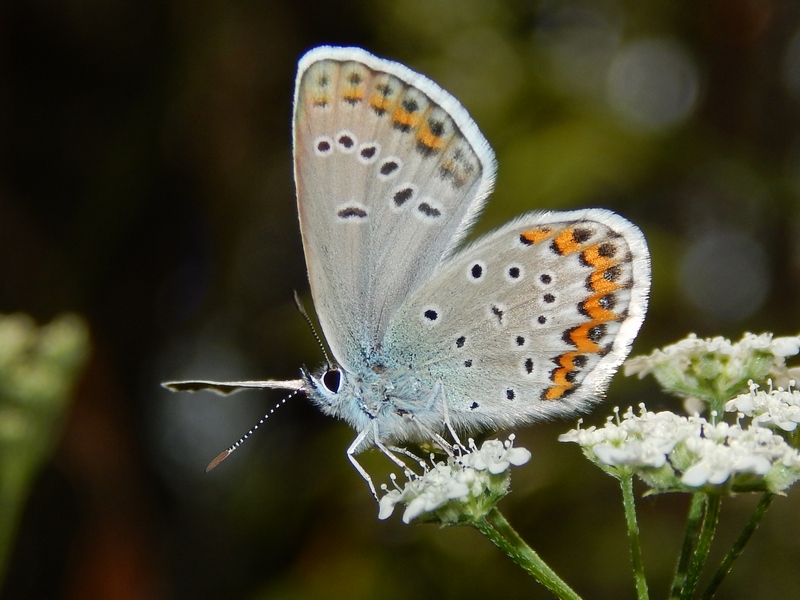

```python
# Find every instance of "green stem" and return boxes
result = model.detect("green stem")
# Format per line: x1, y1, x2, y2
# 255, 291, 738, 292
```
473, 508, 582, 600
669, 493, 705, 599
619, 474, 649, 600
681, 494, 721, 600
0, 454, 36, 588
700, 493, 774, 600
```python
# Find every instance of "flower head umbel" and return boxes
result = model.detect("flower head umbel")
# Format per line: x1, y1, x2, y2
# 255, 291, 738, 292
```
378, 435, 531, 524
560, 405, 800, 495
624, 332, 800, 412
726, 381, 800, 434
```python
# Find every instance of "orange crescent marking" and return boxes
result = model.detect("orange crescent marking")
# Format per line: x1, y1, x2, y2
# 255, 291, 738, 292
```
553, 228, 582, 255
569, 323, 602, 354
581, 292, 619, 323
392, 107, 421, 129
581, 244, 617, 270
370, 94, 392, 113
416, 124, 446, 151
520, 227, 554, 245
588, 270, 621, 295
343, 89, 364, 103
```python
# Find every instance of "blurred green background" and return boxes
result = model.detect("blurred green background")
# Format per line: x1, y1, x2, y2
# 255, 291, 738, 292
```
3, 0, 800, 598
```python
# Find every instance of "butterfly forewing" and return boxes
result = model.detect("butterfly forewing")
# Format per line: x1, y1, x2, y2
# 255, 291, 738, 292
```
293, 47, 496, 370
383, 209, 650, 431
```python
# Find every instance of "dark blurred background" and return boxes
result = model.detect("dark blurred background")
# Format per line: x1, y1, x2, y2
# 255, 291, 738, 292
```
2, 0, 800, 598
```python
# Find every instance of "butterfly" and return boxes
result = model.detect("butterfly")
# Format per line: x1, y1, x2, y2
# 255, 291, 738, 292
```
164, 46, 651, 496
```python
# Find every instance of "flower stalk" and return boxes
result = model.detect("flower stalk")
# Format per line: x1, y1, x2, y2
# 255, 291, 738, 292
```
474, 508, 582, 600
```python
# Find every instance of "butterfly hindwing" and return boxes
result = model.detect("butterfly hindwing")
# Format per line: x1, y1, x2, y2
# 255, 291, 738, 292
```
293, 47, 496, 370
382, 208, 650, 431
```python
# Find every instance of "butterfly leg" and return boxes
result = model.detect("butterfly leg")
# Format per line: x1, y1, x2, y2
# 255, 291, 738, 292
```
435, 382, 465, 451
346, 430, 380, 499
387, 445, 424, 465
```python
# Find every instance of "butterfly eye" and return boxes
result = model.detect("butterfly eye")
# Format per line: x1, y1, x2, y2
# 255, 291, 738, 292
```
322, 369, 342, 393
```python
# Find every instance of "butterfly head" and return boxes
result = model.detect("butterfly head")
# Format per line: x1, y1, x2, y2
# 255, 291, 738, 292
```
302, 364, 353, 416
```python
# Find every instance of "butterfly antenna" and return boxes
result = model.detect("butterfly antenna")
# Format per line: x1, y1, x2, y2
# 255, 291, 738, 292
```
292, 290, 333, 367
205, 388, 302, 472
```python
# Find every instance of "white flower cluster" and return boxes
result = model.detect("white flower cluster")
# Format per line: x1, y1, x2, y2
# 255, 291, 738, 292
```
726, 382, 800, 432
378, 436, 531, 524
560, 405, 800, 493
624, 332, 800, 408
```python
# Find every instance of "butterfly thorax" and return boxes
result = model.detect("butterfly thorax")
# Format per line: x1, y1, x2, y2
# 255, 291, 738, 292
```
303, 353, 442, 448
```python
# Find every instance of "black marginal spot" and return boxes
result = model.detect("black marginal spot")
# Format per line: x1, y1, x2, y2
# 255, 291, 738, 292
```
573, 355, 588, 368
317, 74, 329, 87
604, 265, 622, 282
540, 274, 552, 284
464, 359, 473, 367
573, 227, 593, 243
543, 293, 556, 303
470, 402, 479, 410
347, 72, 362, 84
516, 336, 525, 346
338, 135, 354, 149
456, 336, 466, 348
508, 267, 520, 279
360, 146, 376, 159
565, 371, 578, 383
428, 119, 445, 136
393, 188, 414, 207
599, 294, 616, 310
424, 309, 439, 321
377, 83, 392, 96
600, 342, 613, 357
380, 161, 399, 176
506, 389, 516, 400
524, 358, 534, 374
416, 140, 439, 157
317, 140, 331, 152
491, 305, 504, 324
549, 240, 561, 255
537, 315, 547, 324
598, 242, 617, 258
588, 324, 606, 342
471, 264, 483, 279
337, 207, 367, 219
519, 234, 533, 246
402, 98, 419, 112
418, 202, 441, 218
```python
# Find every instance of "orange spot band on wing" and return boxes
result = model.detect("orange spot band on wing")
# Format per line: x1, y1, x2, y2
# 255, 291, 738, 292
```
370, 94, 392, 113
393, 107, 421, 129
520, 227, 553, 245
544, 352, 582, 400
588, 270, 621, 295
417, 124, 446, 151
343, 89, 363, 103
553, 228, 583, 255
568, 323, 602, 353
581, 292, 619, 323
582, 244, 617, 270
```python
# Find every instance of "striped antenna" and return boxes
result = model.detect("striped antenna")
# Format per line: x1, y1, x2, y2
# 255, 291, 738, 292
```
293, 290, 333, 367
205, 388, 303, 472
